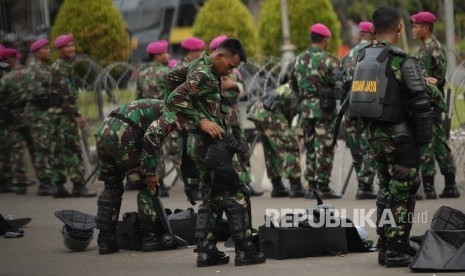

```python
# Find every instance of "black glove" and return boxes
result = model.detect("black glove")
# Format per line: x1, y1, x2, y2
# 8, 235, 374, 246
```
184, 186, 197, 206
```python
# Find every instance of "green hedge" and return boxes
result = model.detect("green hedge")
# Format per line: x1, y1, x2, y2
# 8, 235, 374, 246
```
51, 0, 130, 66
259, 0, 342, 57
192, 0, 260, 59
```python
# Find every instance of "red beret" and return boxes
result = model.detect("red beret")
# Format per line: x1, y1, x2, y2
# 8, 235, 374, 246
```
181, 37, 205, 51
0, 48, 19, 61
30, 39, 49, 52
310, 23, 332, 38
146, 40, 169, 55
209, 35, 228, 51
54, 34, 73, 49
410, 11, 436, 24
358, 21, 373, 33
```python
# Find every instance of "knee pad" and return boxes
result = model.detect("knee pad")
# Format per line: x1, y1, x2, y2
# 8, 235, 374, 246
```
394, 139, 418, 168
96, 195, 122, 230
225, 201, 247, 241
195, 204, 211, 240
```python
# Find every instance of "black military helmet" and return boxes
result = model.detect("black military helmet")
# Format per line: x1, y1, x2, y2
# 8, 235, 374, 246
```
55, 210, 96, 252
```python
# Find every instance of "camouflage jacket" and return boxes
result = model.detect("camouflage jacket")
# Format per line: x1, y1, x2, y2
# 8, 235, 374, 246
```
165, 52, 225, 128
341, 40, 371, 99
414, 36, 446, 90
290, 46, 340, 119
25, 61, 52, 112
50, 58, 80, 117
1, 66, 30, 116
221, 69, 244, 113
96, 99, 165, 137
247, 83, 297, 124
136, 61, 169, 100
166, 57, 190, 92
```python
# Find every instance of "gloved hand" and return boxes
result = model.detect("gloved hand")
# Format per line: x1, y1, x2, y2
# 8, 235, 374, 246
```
184, 186, 197, 206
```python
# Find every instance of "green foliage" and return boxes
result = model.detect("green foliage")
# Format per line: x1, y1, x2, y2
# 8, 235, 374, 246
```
192, 0, 260, 59
259, 0, 342, 57
51, 0, 130, 66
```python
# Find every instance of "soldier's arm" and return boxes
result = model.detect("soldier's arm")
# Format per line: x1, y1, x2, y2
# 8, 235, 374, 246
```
430, 46, 447, 88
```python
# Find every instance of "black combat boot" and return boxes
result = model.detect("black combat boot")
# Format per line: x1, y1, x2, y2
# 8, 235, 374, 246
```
305, 181, 317, 199
288, 178, 305, 198
385, 237, 417, 267
14, 183, 27, 195
196, 240, 230, 267
270, 178, 289, 198
72, 182, 97, 197
377, 236, 387, 265
318, 184, 342, 199
0, 183, 14, 193
37, 181, 54, 196
439, 173, 460, 198
53, 182, 71, 198
356, 182, 377, 200
158, 179, 169, 198
422, 175, 437, 199
140, 221, 162, 252
234, 238, 266, 266
97, 229, 119, 255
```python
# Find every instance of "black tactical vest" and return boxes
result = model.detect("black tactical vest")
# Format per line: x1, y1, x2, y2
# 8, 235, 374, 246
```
348, 46, 406, 123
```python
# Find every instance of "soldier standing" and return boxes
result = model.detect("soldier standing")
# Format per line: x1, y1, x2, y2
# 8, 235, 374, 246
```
142, 39, 266, 266
210, 34, 263, 197
180, 37, 205, 65
95, 99, 178, 255
410, 11, 460, 199
50, 34, 96, 198
26, 39, 55, 196
290, 23, 342, 199
247, 83, 305, 198
348, 6, 432, 267
136, 40, 171, 196
0, 48, 30, 194
341, 21, 378, 200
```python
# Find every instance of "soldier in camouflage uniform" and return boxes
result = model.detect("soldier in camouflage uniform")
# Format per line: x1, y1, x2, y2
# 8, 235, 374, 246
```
341, 21, 377, 200
135, 40, 171, 196
247, 83, 305, 198
95, 99, 177, 255
25, 39, 55, 196
210, 35, 262, 197
411, 11, 460, 199
290, 23, 342, 199
348, 7, 433, 267
49, 34, 96, 198
143, 39, 265, 267
0, 48, 30, 194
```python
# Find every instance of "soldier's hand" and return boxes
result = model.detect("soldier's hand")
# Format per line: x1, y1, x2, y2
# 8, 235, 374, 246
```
200, 119, 223, 139
145, 175, 159, 193
425, 77, 438, 86
221, 77, 237, 91
75, 115, 86, 129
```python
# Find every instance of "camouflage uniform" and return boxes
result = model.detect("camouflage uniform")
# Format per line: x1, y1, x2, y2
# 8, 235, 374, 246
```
95, 99, 177, 253
25, 61, 55, 190
0, 74, 13, 192
0, 66, 31, 191
290, 46, 340, 194
143, 51, 254, 255
341, 40, 377, 196
49, 58, 85, 188
247, 83, 301, 180
415, 36, 458, 197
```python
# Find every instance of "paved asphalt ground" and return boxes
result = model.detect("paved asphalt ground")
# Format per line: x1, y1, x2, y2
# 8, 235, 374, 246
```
1, 141, 464, 276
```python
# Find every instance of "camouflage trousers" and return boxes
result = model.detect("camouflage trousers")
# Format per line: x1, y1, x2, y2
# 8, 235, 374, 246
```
28, 110, 54, 183
160, 130, 182, 178
255, 120, 301, 180
419, 117, 456, 177
301, 113, 336, 185
367, 122, 420, 239
187, 131, 245, 190
199, 189, 251, 242
50, 113, 85, 185
0, 127, 12, 186
344, 118, 376, 187
224, 104, 252, 183
7, 113, 32, 185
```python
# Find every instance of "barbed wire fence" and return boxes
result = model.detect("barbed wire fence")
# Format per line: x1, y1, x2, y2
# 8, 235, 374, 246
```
73, 56, 465, 191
